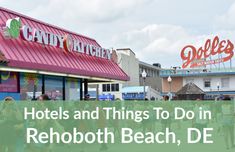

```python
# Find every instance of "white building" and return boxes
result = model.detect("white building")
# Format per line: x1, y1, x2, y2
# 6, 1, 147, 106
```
97, 48, 140, 100
116, 48, 140, 87
97, 48, 162, 100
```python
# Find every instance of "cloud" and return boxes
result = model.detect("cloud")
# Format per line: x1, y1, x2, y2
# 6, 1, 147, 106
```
112, 24, 194, 67
215, 2, 235, 30
2, 0, 235, 68
26, 0, 152, 23
1, 0, 155, 43
112, 24, 235, 68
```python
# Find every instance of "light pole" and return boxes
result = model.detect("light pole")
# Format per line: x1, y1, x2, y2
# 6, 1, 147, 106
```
167, 76, 172, 101
217, 82, 220, 99
142, 70, 147, 100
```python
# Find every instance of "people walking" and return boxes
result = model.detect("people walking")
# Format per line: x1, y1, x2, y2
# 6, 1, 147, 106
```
221, 96, 235, 150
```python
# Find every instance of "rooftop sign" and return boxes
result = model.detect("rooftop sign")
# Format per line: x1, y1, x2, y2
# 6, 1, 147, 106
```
180, 36, 234, 68
2, 17, 111, 60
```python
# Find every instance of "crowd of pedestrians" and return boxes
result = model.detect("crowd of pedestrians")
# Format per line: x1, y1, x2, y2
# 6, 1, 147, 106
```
0, 95, 234, 151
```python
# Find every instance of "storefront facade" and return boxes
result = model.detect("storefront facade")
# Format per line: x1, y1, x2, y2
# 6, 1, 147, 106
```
160, 36, 235, 100
0, 7, 129, 100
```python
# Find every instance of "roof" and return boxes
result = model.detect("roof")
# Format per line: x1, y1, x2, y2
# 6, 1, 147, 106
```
0, 7, 129, 81
176, 82, 205, 95
139, 61, 161, 70
116, 48, 135, 55
122, 86, 149, 93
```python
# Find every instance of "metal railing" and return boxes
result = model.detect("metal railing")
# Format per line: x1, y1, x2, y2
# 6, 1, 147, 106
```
160, 68, 235, 77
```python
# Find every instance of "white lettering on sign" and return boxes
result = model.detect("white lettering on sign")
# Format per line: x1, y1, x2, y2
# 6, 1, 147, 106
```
21, 25, 32, 41
6, 18, 111, 60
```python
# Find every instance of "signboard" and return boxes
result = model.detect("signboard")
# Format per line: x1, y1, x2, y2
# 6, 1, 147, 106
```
180, 36, 234, 68
2, 17, 111, 60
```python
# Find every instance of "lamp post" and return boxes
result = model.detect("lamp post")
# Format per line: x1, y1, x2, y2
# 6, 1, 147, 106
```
167, 76, 172, 101
142, 70, 147, 100
217, 82, 220, 99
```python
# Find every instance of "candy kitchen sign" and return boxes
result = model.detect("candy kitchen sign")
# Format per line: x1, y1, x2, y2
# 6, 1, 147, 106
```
180, 36, 234, 68
2, 17, 111, 60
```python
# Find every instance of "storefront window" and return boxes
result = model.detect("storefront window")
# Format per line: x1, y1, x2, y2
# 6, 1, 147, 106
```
107, 84, 111, 91
111, 83, 119, 92
20, 73, 42, 100
0, 71, 18, 92
65, 78, 80, 101
102, 84, 107, 92
45, 75, 63, 100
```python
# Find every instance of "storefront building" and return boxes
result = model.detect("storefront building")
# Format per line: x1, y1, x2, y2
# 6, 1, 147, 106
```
160, 68, 235, 100
160, 36, 235, 100
0, 7, 129, 100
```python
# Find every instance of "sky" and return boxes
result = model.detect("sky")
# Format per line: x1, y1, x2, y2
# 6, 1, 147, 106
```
1, 0, 235, 68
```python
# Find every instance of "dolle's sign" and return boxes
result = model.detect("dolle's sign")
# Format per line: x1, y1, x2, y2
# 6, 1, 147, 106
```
180, 36, 234, 68
3, 17, 111, 60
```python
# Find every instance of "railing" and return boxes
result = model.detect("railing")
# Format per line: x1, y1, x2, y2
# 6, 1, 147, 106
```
160, 68, 235, 77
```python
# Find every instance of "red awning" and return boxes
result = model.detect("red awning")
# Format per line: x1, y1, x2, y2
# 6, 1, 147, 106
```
0, 7, 129, 81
